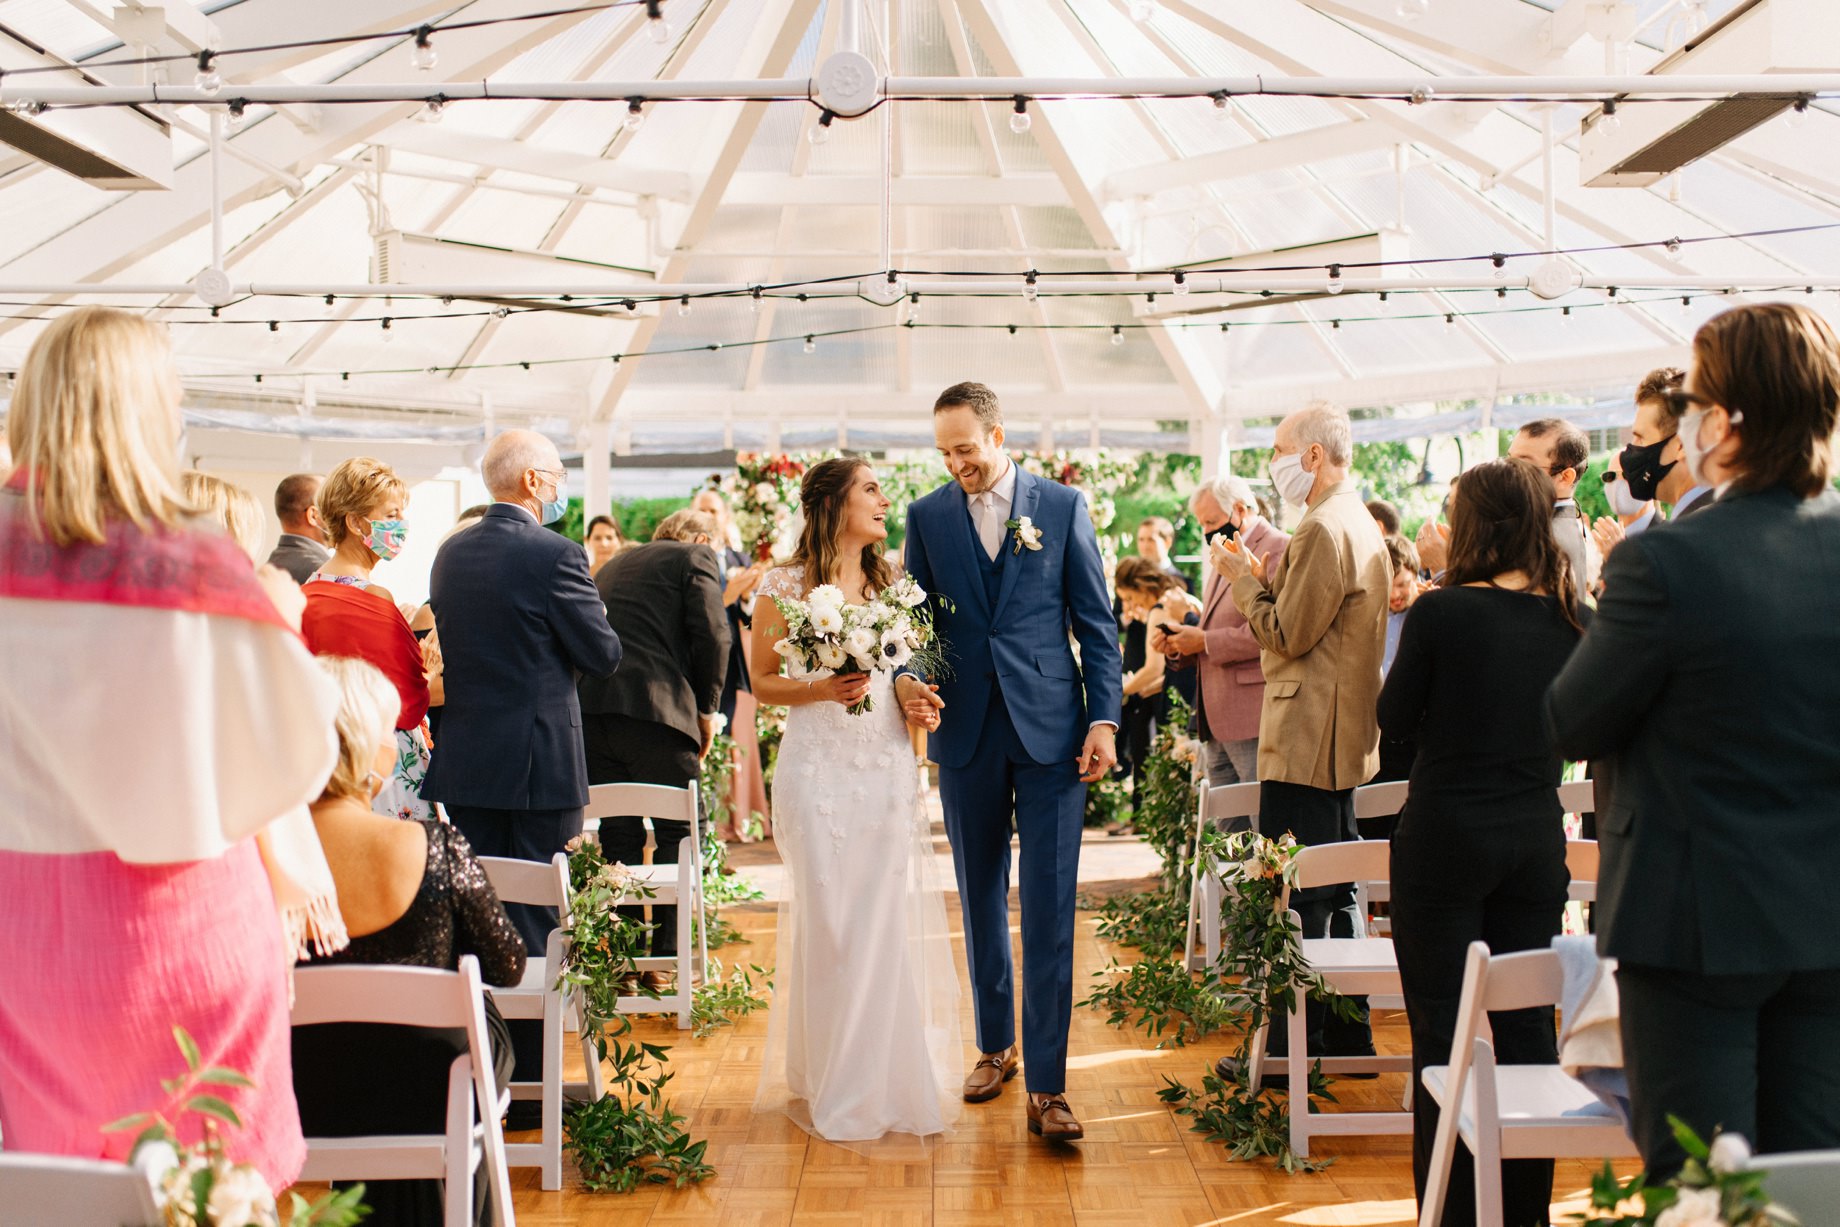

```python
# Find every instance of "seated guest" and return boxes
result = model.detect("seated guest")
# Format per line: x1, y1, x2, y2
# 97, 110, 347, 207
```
1548, 302, 1840, 1179
0, 307, 339, 1193
1368, 498, 1401, 538
301, 456, 434, 822
265, 473, 331, 583
1380, 457, 1589, 1227
585, 512, 626, 577
294, 656, 524, 1226
579, 509, 729, 989
1508, 417, 1594, 592
181, 470, 267, 562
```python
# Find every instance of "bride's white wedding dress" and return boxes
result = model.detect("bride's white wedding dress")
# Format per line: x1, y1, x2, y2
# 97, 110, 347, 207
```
754, 565, 963, 1143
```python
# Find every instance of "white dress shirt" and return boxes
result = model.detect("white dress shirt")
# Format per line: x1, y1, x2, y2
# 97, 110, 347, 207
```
970, 457, 1017, 560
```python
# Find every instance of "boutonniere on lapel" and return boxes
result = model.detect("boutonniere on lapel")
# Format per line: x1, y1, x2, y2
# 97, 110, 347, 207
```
1004, 516, 1044, 555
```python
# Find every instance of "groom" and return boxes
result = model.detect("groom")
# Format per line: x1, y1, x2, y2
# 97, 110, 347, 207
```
898, 381, 1122, 1142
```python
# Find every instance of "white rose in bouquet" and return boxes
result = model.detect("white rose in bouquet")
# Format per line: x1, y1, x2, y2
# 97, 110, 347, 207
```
816, 641, 848, 670
844, 626, 877, 660
206, 1161, 278, 1227
1655, 1187, 1725, 1227
1707, 1131, 1752, 1175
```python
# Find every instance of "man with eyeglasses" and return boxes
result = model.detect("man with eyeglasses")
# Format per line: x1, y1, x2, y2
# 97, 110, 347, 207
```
424, 428, 622, 1125
1508, 417, 1594, 594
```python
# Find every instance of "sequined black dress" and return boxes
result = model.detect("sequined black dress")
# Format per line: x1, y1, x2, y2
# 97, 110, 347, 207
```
291, 821, 527, 1225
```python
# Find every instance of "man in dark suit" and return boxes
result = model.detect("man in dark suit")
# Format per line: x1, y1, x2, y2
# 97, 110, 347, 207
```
264, 473, 330, 583
423, 429, 622, 954
578, 509, 728, 987
1547, 302, 1840, 1177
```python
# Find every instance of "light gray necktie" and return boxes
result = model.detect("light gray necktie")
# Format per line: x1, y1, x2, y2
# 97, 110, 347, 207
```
977, 491, 1004, 560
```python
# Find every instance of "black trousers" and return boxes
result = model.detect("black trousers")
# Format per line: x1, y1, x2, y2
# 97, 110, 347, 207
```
583, 713, 699, 958
446, 803, 583, 1082
1390, 804, 1568, 1227
1258, 780, 1372, 1055
1618, 963, 1840, 1180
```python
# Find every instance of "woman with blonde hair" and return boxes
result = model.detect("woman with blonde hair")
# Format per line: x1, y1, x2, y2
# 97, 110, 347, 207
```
181, 470, 266, 562
0, 306, 340, 1191
300, 456, 436, 821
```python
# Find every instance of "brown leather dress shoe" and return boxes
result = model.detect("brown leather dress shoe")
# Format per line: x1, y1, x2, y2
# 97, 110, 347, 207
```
1026, 1093, 1083, 1141
962, 1046, 1019, 1102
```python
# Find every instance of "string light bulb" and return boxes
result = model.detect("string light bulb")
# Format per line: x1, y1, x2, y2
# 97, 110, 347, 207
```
622, 98, 645, 134
750, 287, 764, 314
1111, 325, 1124, 347
417, 95, 445, 123
226, 99, 247, 130
1491, 252, 1507, 279
492, 306, 511, 319
1444, 312, 1456, 330
645, 0, 673, 45
809, 109, 835, 146
1325, 263, 1345, 294
1009, 96, 1032, 135
5, 98, 42, 116
1664, 236, 1683, 261
1023, 270, 1039, 303
1376, 290, 1391, 313
1599, 99, 1621, 135
380, 317, 394, 342
803, 334, 815, 354
195, 51, 222, 96
1561, 305, 1573, 326
1172, 269, 1189, 296
1789, 95, 1811, 128
677, 295, 692, 317
1211, 90, 1232, 122
1680, 295, 1692, 315
410, 26, 437, 71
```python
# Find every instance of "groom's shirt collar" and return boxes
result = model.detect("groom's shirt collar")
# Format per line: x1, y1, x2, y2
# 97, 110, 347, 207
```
983, 455, 1018, 517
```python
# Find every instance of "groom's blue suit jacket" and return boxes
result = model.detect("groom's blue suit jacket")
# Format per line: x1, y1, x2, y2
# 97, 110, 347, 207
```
903, 469, 1122, 770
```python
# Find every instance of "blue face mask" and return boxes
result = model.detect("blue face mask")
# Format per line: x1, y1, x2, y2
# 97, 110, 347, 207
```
537, 471, 568, 525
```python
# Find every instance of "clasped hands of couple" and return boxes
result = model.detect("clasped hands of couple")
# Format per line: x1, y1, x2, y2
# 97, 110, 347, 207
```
891, 674, 1116, 784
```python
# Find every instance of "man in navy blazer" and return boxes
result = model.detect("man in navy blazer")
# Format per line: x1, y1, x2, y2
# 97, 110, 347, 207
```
899, 383, 1121, 1143
423, 429, 622, 954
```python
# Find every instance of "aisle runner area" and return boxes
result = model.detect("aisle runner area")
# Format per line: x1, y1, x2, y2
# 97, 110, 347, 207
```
491, 824, 1622, 1226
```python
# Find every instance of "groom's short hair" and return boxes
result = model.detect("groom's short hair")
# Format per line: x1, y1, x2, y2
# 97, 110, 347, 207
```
934, 382, 1002, 432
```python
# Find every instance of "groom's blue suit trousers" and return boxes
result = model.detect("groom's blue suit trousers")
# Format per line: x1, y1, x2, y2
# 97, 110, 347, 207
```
938, 686, 1087, 1094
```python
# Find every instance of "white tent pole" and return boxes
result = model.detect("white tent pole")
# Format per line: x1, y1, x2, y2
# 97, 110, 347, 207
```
208, 108, 225, 271
6, 73, 1838, 106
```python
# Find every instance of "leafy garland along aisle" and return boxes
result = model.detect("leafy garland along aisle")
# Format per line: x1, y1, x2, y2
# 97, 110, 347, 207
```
1077, 701, 1356, 1173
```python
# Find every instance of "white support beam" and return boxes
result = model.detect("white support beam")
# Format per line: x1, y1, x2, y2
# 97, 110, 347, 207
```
370, 126, 694, 200
723, 173, 1068, 207
1098, 120, 1391, 201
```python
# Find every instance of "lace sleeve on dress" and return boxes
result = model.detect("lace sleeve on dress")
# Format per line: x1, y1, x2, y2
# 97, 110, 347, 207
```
759, 564, 806, 601
433, 824, 529, 988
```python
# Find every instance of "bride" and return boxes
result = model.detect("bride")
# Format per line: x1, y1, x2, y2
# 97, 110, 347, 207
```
748, 457, 963, 1143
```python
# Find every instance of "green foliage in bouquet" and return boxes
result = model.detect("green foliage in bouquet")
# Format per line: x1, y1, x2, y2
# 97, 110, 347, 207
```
558, 840, 713, 1193
1574, 1118, 1800, 1226
104, 1028, 368, 1227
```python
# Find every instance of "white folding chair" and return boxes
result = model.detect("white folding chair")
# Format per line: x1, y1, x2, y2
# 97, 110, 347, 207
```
0, 1152, 160, 1226
1564, 839, 1599, 904
1419, 942, 1639, 1227
1749, 1148, 1840, 1223
1557, 778, 1596, 825
292, 955, 514, 1227
1351, 780, 1409, 954
1186, 780, 1261, 973
583, 782, 705, 1029
479, 853, 601, 1191
1266, 840, 1414, 1156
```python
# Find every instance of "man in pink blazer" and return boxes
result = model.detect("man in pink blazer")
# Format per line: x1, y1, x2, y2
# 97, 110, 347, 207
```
1154, 474, 1290, 789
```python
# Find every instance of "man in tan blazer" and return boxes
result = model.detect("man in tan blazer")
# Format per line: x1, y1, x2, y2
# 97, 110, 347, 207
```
1212, 400, 1390, 1065
1155, 475, 1289, 790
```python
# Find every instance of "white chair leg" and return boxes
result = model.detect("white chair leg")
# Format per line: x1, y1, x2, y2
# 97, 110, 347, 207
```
540, 942, 564, 1190
676, 849, 694, 1030
445, 1058, 472, 1227
1471, 1042, 1505, 1227
1418, 1075, 1462, 1227
1201, 873, 1222, 970
1289, 991, 1310, 1158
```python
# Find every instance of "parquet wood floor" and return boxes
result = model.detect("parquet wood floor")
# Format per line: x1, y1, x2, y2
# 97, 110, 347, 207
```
482, 828, 1636, 1226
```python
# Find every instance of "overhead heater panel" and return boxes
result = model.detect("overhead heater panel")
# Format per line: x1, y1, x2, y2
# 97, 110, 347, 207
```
1579, 0, 1840, 187
0, 28, 171, 189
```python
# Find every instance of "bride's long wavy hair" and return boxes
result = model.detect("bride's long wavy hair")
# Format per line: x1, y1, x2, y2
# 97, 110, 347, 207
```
790, 457, 894, 596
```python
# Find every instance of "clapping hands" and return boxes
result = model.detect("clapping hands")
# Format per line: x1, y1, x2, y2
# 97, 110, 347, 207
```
1208, 537, 1266, 585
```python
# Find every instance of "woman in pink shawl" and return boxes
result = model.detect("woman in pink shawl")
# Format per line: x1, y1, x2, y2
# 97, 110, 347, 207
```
0, 307, 340, 1192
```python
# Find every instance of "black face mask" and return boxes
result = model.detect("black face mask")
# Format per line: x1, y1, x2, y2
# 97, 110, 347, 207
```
1205, 522, 1238, 545
1618, 436, 1678, 502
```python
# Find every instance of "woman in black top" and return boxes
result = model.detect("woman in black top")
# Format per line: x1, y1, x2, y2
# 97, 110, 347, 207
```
293, 657, 526, 1226
1377, 458, 1590, 1227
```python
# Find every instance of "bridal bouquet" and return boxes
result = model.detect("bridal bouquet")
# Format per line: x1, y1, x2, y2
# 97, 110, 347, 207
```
770, 576, 947, 715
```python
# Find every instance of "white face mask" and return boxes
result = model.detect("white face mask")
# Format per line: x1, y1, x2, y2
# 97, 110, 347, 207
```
1605, 475, 1648, 518
1268, 451, 1317, 509
1679, 407, 1742, 488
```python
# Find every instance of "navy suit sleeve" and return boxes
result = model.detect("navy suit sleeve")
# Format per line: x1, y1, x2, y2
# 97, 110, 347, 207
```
1066, 493, 1123, 728
546, 542, 622, 679
686, 547, 729, 715
1545, 534, 1670, 761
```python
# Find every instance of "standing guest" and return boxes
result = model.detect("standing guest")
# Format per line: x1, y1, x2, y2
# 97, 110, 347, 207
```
1548, 302, 1840, 1179
1133, 516, 1183, 582
585, 512, 625, 577
1156, 475, 1289, 789
692, 486, 771, 839
1115, 557, 1183, 813
293, 656, 523, 1227
1367, 534, 1425, 812
1367, 498, 1402, 538
1508, 418, 1593, 592
0, 306, 339, 1192
1380, 458, 1589, 1226
266, 472, 332, 583
578, 509, 729, 990
1591, 367, 1704, 568
422, 429, 621, 1121
181, 470, 266, 562
1212, 401, 1388, 1072
301, 457, 434, 822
